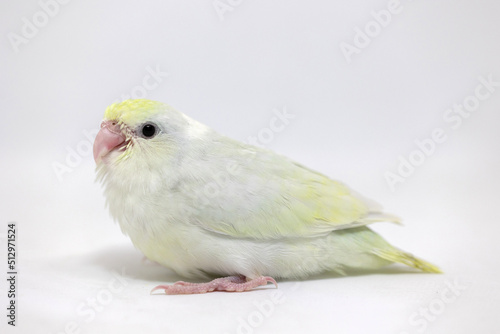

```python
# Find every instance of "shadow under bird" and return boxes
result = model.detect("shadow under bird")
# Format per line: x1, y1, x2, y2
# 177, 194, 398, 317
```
93, 99, 441, 295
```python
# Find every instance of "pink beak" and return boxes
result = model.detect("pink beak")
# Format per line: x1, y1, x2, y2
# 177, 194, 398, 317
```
93, 120, 126, 164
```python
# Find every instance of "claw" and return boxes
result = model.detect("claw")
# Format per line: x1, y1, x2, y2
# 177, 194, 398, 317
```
150, 275, 278, 295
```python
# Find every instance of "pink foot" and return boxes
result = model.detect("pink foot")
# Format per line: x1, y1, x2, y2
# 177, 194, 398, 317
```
150, 275, 278, 295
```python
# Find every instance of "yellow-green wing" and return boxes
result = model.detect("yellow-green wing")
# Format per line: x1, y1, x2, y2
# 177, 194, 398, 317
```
188, 143, 398, 240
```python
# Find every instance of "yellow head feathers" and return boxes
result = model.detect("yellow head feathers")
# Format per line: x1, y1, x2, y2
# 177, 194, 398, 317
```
104, 99, 167, 126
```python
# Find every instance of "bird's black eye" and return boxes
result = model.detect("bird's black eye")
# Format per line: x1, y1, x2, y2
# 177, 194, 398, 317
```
141, 123, 157, 138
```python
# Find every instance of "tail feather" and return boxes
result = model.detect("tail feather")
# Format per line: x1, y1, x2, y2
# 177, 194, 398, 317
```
372, 248, 442, 273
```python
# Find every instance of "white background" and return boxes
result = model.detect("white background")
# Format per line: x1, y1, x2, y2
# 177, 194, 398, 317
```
1, 0, 500, 333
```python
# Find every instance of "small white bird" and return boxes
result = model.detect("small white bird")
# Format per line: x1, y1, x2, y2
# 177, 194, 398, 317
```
94, 99, 440, 294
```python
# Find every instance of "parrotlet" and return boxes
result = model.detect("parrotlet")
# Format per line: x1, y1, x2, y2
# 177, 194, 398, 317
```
93, 99, 440, 294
